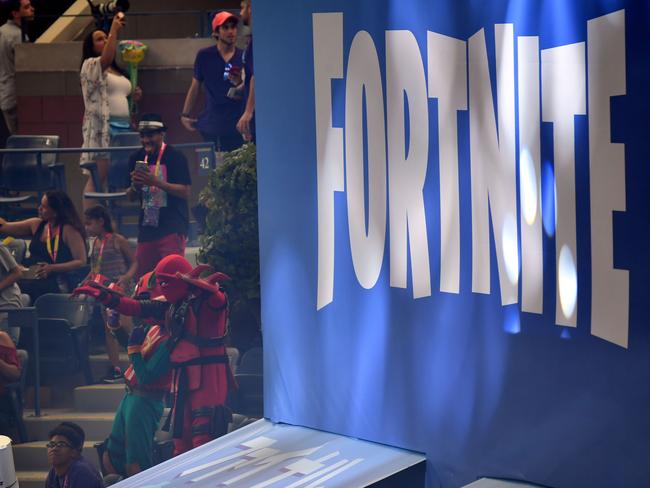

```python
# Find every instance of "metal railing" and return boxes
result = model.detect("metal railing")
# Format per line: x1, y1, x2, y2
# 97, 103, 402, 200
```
34, 9, 238, 39
0, 141, 217, 171
0, 141, 215, 155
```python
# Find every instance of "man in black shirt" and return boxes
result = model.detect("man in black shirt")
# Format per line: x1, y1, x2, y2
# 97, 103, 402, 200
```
128, 114, 191, 277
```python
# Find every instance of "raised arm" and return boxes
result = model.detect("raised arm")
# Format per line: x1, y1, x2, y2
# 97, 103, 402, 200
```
72, 282, 171, 320
0, 217, 41, 238
99, 13, 125, 71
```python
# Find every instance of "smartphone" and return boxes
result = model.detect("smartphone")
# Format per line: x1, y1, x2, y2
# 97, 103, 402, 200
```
22, 264, 41, 280
229, 66, 241, 77
135, 161, 149, 173
226, 87, 243, 100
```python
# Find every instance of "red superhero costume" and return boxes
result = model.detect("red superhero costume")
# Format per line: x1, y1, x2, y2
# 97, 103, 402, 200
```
74, 255, 234, 455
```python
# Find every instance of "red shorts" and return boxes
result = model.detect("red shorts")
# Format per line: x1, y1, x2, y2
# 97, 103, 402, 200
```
135, 233, 186, 278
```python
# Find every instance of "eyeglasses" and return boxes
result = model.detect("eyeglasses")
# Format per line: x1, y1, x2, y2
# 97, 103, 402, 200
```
46, 441, 72, 450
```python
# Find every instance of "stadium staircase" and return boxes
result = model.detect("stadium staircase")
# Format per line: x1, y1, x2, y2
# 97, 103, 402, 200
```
15, 353, 128, 488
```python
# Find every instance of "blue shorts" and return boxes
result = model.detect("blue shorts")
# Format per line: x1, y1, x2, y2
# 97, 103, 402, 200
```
109, 118, 132, 140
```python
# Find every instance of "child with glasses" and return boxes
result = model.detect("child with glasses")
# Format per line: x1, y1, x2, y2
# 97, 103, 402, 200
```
45, 422, 103, 488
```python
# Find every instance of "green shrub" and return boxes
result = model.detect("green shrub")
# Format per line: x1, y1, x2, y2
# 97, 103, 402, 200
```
198, 143, 260, 331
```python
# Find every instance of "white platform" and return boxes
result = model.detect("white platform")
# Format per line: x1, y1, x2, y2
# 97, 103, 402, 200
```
114, 419, 425, 487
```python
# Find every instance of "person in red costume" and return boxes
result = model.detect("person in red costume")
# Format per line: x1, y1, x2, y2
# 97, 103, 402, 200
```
73, 254, 234, 456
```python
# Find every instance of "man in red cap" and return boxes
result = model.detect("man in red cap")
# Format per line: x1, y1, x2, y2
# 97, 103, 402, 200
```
74, 255, 234, 456
180, 10, 245, 152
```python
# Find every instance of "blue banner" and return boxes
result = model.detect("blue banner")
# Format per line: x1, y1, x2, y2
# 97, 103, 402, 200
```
254, 1, 650, 486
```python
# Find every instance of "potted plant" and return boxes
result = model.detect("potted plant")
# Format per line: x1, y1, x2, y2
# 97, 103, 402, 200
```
198, 143, 261, 350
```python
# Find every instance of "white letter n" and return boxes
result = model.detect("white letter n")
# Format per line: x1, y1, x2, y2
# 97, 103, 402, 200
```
468, 25, 519, 305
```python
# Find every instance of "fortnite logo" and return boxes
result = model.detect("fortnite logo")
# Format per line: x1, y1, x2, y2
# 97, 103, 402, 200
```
313, 10, 629, 347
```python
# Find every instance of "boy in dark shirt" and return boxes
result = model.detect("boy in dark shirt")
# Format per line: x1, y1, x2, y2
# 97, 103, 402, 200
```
45, 422, 103, 488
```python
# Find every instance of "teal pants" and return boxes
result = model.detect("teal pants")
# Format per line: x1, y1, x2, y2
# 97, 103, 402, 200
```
107, 392, 163, 475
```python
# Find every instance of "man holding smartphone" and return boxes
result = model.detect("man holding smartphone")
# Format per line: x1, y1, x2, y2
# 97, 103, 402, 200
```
127, 113, 191, 277
180, 11, 245, 152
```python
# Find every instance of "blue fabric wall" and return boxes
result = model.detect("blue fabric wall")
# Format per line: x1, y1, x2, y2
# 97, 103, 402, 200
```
254, 1, 650, 486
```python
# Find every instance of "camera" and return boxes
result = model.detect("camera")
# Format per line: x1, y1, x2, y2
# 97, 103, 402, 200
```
87, 0, 130, 30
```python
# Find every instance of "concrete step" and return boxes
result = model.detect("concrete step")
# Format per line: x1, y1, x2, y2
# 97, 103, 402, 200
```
13, 440, 101, 473
24, 409, 114, 442
16, 471, 48, 488
75, 384, 125, 412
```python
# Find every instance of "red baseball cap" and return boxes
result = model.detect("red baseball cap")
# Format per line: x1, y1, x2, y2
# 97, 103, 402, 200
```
212, 11, 239, 31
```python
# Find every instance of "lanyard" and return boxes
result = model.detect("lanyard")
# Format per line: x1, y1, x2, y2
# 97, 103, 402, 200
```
92, 233, 111, 274
143, 142, 167, 179
45, 223, 60, 263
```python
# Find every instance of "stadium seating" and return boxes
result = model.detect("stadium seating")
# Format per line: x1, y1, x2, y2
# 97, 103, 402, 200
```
0, 135, 65, 219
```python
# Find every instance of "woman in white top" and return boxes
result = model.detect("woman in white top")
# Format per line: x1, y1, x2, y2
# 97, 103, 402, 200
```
79, 13, 142, 209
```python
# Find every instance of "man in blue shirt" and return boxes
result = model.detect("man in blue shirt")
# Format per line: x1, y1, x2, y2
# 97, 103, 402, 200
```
180, 11, 245, 152
45, 422, 104, 488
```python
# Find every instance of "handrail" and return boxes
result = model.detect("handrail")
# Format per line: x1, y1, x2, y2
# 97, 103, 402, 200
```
38, 11, 214, 18
34, 9, 235, 40
0, 141, 216, 154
